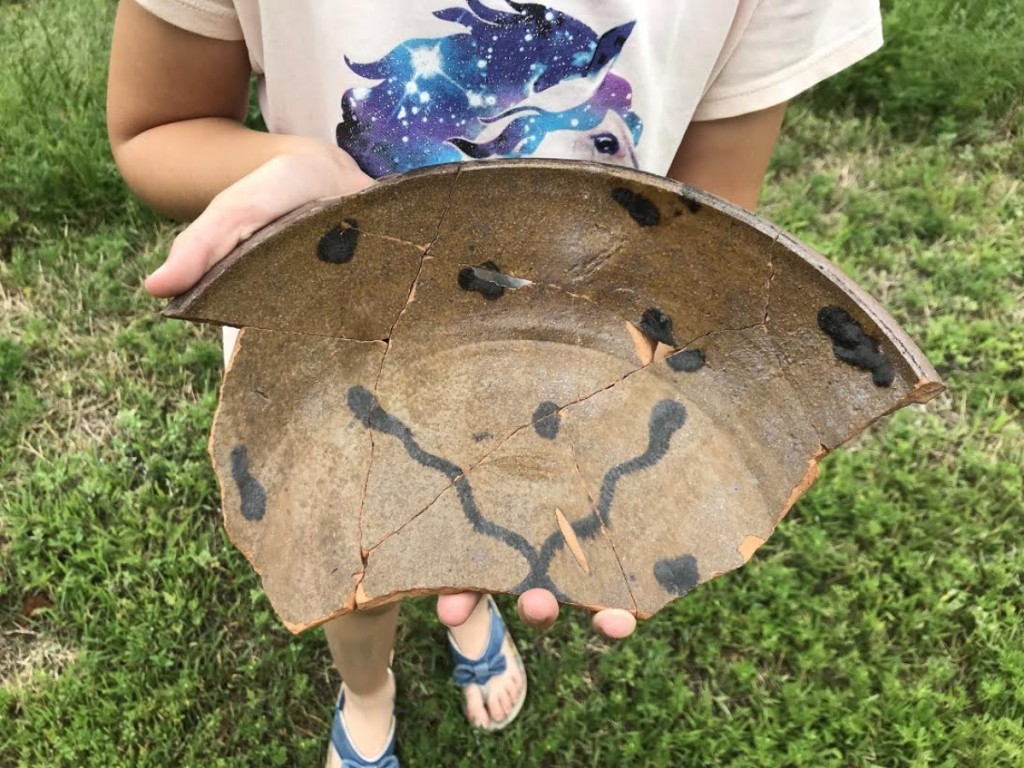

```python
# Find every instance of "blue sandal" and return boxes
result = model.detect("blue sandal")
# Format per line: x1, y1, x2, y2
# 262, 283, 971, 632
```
447, 595, 527, 731
329, 674, 399, 768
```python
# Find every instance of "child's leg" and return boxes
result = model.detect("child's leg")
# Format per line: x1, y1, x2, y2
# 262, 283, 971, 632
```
219, 328, 399, 760
219, 330, 405, 760
323, 603, 400, 764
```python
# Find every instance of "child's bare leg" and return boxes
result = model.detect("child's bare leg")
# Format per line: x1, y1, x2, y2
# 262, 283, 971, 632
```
323, 603, 400, 764
445, 594, 525, 728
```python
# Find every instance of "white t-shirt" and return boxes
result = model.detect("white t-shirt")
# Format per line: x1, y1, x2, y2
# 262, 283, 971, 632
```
136, 0, 882, 177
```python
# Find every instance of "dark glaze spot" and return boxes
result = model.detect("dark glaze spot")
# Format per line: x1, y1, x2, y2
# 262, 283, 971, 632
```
230, 444, 267, 522
654, 554, 699, 596
677, 192, 701, 214
592, 400, 687, 526
530, 398, 689, 596
667, 349, 706, 373
345, 386, 557, 593
611, 187, 661, 227
458, 260, 505, 300
317, 219, 359, 264
472, 432, 493, 443
639, 307, 676, 346
817, 306, 895, 387
532, 401, 561, 440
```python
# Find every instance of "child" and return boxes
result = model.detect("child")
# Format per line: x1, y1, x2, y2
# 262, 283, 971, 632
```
107, 2, 882, 765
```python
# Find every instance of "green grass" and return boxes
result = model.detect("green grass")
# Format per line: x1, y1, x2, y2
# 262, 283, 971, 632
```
807, 0, 1024, 145
2, 1, 1022, 766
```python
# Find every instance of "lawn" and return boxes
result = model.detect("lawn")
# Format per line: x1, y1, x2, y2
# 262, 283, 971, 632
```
1, 1, 1022, 766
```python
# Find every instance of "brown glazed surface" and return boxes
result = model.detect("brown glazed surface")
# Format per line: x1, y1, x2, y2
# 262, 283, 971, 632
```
165, 160, 943, 633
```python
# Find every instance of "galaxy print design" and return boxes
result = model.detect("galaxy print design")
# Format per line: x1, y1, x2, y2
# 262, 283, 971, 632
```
336, 0, 643, 177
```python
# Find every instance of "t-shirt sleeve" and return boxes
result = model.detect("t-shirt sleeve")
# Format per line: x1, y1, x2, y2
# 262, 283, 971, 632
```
693, 0, 882, 121
134, 0, 243, 41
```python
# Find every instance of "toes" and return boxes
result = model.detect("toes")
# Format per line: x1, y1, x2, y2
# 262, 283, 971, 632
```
504, 657, 523, 695
487, 688, 508, 723
464, 685, 490, 728
509, 670, 523, 699
501, 686, 515, 715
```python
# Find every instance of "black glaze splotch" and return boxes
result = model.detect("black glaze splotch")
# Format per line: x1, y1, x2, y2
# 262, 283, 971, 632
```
639, 307, 676, 347
346, 386, 555, 593
472, 432, 493, 443
457, 260, 505, 300
654, 554, 699, 596
347, 386, 689, 601
531, 399, 688, 594
611, 187, 661, 227
817, 305, 895, 387
592, 400, 687, 526
317, 219, 359, 264
532, 401, 561, 440
677, 192, 701, 214
667, 349, 705, 373
230, 444, 267, 522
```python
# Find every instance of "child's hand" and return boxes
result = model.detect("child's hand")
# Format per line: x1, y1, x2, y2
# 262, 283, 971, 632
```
144, 148, 373, 297
439, 590, 637, 640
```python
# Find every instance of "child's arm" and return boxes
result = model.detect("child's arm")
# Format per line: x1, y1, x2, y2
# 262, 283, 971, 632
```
667, 102, 787, 211
107, 0, 371, 295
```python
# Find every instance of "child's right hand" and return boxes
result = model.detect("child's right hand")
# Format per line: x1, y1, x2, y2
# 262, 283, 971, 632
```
145, 148, 373, 298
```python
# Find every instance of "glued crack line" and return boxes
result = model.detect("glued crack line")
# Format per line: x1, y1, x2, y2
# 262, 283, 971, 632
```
342, 225, 431, 252
676, 321, 765, 354
358, 167, 463, 553
764, 257, 776, 325
369, 318, 757, 554
364, 416, 531, 554
567, 436, 639, 615
763, 231, 781, 325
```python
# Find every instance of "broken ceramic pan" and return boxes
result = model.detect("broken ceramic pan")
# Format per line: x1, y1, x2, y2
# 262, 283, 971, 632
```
165, 160, 943, 633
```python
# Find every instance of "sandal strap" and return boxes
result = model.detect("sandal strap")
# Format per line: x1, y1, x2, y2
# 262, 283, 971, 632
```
331, 687, 399, 768
449, 597, 508, 688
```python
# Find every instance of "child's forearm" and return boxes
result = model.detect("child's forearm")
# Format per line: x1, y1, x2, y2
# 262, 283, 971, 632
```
112, 117, 348, 221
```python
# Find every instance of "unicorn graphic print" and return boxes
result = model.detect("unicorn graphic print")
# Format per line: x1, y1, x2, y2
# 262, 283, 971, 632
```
336, 0, 643, 177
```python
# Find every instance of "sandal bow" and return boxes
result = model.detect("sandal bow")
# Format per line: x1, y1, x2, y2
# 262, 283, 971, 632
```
452, 654, 507, 687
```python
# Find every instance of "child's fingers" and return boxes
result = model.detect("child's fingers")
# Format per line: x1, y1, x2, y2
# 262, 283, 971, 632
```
436, 592, 483, 628
145, 204, 252, 297
516, 588, 559, 632
591, 608, 636, 640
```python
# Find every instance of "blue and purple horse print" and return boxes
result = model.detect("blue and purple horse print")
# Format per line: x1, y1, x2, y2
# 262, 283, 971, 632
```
336, 0, 643, 177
